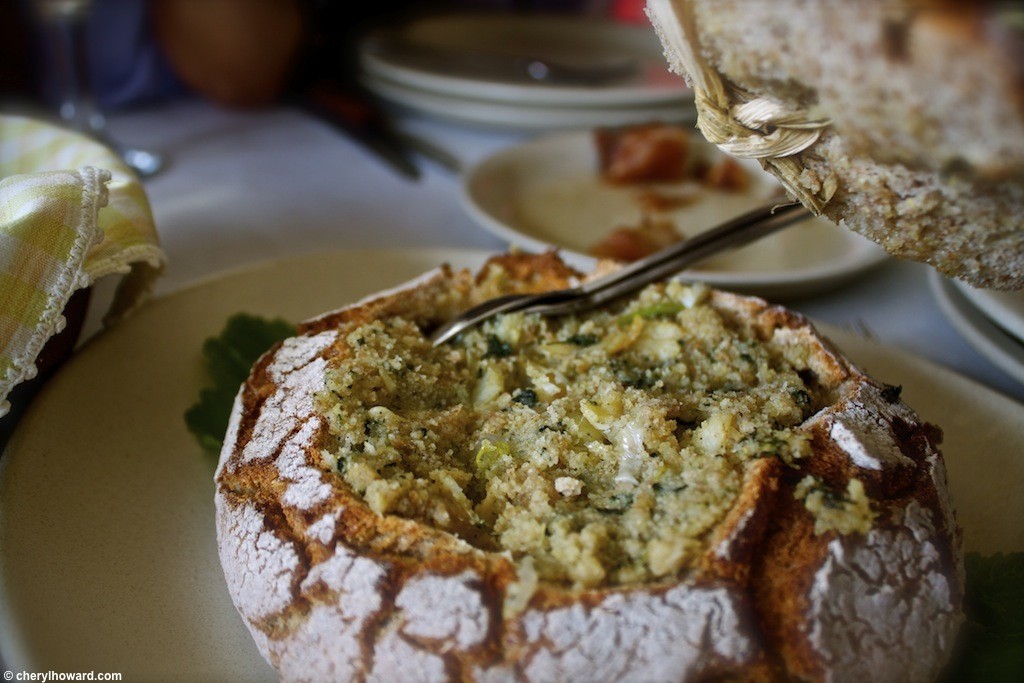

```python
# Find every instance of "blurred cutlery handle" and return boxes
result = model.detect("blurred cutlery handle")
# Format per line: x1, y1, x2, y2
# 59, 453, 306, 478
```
299, 81, 461, 178
300, 81, 421, 180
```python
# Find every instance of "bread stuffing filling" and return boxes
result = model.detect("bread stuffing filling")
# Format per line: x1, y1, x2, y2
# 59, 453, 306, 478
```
318, 280, 836, 588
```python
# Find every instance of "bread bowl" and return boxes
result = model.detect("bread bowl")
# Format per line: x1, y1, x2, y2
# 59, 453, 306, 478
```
646, 0, 1024, 290
215, 252, 963, 682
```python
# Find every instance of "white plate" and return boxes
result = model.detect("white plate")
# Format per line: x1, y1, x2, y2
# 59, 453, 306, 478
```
359, 13, 691, 108
364, 74, 695, 131
953, 279, 1024, 345
462, 131, 888, 298
930, 271, 1024, 386
1, 249, 1020, 678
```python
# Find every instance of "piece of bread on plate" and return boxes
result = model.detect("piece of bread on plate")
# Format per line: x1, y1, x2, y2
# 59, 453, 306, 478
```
646, 0, 1024, 290
214, 253, 962, 682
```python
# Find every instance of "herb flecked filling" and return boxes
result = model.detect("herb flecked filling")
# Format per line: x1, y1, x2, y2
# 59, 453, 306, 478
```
318, 281, 833, 588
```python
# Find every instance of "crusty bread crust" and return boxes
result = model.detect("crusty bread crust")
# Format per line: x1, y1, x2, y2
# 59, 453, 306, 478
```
215, 253, 963, 682
646, 0, 1024, 289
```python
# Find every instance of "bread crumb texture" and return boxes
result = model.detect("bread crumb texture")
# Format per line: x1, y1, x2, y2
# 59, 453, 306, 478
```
646, 0, 1024, 289
216, 255, 964, 682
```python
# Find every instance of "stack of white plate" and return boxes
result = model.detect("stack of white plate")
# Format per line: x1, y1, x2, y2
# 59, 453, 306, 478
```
931, 273, 1024, 385
358, 13, 695, 131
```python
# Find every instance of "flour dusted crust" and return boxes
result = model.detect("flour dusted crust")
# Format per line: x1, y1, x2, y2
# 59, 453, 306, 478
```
215, 253, 963, 682
646, 0, 1024, 289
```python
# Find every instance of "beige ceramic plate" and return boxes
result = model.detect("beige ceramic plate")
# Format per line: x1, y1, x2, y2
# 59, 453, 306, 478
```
953, 278, 1024, 345
931, 272, 1024, 386
1, 249, 1019, 679
462, 131, 889, 299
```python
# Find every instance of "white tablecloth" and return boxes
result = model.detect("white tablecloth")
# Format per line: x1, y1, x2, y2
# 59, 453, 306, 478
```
106, 98, 1024, 403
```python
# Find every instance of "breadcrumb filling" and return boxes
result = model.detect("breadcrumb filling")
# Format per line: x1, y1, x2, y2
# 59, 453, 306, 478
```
318, 281, 826, 588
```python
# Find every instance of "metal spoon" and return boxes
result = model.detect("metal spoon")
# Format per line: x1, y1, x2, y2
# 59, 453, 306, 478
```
431, 202, 810, 345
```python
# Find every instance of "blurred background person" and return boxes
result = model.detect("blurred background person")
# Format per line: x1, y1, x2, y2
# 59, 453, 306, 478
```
1, 0, 627, 116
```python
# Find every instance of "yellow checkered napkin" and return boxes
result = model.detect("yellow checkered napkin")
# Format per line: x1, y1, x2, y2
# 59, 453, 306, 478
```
0, 114, 166, 416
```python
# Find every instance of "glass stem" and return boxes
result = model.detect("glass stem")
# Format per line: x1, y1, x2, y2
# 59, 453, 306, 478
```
49, 7, 106, 139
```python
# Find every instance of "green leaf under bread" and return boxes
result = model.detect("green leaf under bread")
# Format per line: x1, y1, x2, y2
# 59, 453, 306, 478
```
185, 313, 296, 455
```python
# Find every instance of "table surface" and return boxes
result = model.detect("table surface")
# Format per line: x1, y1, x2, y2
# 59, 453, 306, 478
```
98, 97, 1024, 404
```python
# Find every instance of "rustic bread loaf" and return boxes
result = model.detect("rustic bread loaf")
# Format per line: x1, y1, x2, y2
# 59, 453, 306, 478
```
215, 253, 963, 682
646, 0, 1024, 289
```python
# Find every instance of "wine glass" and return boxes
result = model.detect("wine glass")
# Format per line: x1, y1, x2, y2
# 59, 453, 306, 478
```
34, 0, 165, 177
